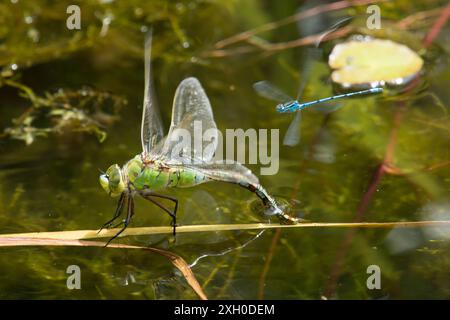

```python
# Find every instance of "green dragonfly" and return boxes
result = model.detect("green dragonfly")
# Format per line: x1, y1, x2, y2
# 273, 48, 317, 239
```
98, 32, 298, 245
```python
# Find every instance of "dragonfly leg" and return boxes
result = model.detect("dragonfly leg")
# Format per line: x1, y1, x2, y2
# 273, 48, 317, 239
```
98, 193, 126, 234
140, 192, 177, 236
104, 196, 135, 247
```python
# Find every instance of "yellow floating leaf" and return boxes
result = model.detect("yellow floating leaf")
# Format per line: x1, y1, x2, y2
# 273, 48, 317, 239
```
329, 38, 424, 88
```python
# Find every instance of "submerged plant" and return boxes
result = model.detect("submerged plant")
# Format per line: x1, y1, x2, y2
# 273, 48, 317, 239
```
1, 79, 127, 145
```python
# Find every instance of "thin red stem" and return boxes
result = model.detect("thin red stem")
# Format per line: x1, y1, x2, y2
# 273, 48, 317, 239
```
423, 2, 450, 48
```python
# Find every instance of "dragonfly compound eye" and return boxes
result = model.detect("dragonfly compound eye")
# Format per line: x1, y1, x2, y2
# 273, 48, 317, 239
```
99, 174, 110, 194
103, 164, 125, 197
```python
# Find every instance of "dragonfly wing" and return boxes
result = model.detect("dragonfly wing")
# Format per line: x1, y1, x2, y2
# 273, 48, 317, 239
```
177, 160, 260, 186
253, 81, 292, 103
295, 47, 318, 100
314, 16, 352, 47
283, 111, 302, 146
156, 77, 218, 163
312, 102, 343, 113
141, 30, 165, 154
282, 47, 316, 146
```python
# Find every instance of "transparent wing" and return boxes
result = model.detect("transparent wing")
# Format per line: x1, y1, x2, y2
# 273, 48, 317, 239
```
155, 77, 218, 163
295, 48, 318, 100
311, 102, 343, 113
314, 16, 352, 47
141, 30, 164, 154
283, 111, 302, 146
177, 160, 260, 186
253, 81, 292, 103
283, 47, 317, 147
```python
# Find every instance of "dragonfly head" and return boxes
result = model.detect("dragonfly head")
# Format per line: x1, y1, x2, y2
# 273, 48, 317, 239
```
99, 164, 125, 197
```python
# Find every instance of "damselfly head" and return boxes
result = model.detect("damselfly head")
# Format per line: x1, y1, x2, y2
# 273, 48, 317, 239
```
99, 164, 125, 197
276, 103, 289, 113
276, 101, 298, 113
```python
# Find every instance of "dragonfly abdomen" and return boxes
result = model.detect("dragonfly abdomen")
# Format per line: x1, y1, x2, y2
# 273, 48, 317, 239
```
237, 181, 298, 224
129, 159, 209, 191
168, 168, 210, 188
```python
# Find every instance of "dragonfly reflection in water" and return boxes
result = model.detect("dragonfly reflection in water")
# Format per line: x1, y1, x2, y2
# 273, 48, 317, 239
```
98, 32, 299, 246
